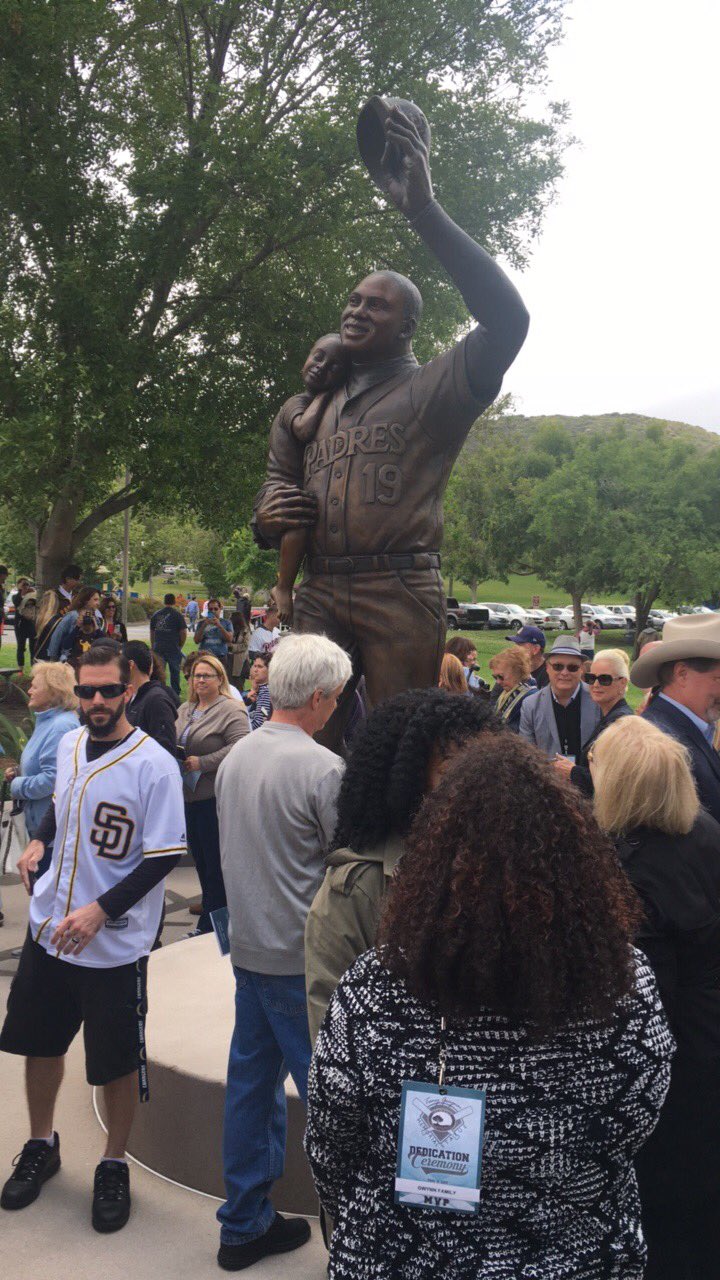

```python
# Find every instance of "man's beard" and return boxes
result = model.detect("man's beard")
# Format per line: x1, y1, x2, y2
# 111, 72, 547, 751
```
80, 702, 125, 738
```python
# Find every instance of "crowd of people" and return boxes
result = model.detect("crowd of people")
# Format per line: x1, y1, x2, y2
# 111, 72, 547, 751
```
0, 568, 719, 1278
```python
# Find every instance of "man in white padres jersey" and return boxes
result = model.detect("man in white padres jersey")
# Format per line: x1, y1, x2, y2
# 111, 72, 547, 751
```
0, 645, 186, 1233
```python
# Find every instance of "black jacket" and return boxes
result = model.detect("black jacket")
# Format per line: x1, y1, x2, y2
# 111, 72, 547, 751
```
643, 695, 720, 825
618, 810, 720, 1061
570, 697, 634, 796
126, 680, 178, 759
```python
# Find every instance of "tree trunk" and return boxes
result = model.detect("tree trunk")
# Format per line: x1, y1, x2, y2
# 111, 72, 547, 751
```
634, 586, 659, 641
570, 589, 583, 633
469, 577, 478, 604
35, 494, 79, 595
448, 574, 454, 598
148, 572, 153, 600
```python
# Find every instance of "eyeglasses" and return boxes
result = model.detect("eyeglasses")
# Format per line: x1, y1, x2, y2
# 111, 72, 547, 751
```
548, 661, 582, 673
584, 672, 623, 686
74, 682, 127, 700
193, 672, 219, 681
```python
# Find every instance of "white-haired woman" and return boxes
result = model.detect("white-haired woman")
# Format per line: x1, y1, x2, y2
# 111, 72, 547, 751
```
176, 653, 249, 934
592, 714, 720, 1280
3, 662, 79, 877
554, 647, 633, 794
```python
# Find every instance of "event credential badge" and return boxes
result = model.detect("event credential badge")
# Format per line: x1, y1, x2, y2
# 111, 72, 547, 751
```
394, 1082, 486, 1214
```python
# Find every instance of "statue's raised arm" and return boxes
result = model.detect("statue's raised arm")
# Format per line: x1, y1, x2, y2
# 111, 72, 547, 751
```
368, 98, 529, 399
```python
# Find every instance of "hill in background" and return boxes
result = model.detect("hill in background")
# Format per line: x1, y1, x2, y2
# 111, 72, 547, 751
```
495, 411, 719, 451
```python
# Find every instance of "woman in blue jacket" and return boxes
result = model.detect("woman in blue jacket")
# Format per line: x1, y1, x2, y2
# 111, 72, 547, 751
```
3, 662, 79, 876
47, 587, 102, 662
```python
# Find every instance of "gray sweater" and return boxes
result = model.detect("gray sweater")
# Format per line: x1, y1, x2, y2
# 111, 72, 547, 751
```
175, 695, 249, 802
216, 721, 344, 975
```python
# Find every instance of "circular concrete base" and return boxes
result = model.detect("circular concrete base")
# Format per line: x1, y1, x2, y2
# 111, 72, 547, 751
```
96, 933, 318, 1214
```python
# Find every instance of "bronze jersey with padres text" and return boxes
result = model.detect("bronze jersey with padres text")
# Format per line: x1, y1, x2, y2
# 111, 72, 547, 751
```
261, 332, 501, 559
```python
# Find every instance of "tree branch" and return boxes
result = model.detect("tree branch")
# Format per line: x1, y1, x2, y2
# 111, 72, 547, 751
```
155, 224, 318, 347
72, 484, 144, 544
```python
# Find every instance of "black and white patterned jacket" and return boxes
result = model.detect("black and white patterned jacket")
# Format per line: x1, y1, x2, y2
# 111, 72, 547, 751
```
305, 948, 673, 1279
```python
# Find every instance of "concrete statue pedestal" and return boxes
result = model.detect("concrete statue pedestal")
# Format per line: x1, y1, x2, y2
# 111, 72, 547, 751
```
96, 933, 317, 1213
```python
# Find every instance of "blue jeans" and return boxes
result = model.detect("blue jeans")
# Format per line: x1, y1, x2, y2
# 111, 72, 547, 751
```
185, 798, 225, 933
157, 648, 182, 696
217, 968, 312, 1245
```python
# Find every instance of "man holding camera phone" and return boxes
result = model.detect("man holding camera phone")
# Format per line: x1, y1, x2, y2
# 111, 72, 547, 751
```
195, 598, 233, 664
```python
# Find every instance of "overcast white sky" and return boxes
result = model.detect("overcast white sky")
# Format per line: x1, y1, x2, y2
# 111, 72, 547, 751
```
504, 0, 720, 432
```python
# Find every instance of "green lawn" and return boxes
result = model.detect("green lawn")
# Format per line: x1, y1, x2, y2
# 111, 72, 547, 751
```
445, 573, 634, 609
1, 621, 644, 712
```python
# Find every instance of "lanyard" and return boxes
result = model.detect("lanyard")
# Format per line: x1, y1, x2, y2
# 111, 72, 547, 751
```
438, 1016, 448, 1093
394, 1012, 486, 1214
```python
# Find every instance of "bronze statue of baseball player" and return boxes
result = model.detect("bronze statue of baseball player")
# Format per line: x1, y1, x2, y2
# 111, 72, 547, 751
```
253, 99, 530, 748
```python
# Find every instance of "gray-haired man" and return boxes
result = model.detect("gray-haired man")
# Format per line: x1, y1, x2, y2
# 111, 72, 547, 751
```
214, 633, 352, 1271
519, 634, 600, 760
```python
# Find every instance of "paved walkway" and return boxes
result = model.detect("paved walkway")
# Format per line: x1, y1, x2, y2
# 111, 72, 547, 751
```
0, 870, 328, 1280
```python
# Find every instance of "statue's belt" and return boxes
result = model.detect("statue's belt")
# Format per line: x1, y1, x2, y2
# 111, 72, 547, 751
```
308, 552, 441, 575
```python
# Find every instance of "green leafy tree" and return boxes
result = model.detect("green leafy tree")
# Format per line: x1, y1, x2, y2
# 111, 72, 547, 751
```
223, 527, 278, 597
444, 443, 493, 599
0, 0, 568, 589
196, 534, 231, 600
587, 428, 720, 632
465, 417, 720, 631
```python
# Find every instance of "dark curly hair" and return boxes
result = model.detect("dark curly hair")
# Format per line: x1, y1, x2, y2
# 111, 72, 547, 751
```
332, 688, 502, 852
378, 733, 641, 1036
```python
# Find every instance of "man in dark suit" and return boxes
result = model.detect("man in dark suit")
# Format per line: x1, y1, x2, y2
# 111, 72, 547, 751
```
632, 615, 720, 824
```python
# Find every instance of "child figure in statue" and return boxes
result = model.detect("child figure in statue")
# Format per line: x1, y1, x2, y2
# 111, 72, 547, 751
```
273, 334, 348, 624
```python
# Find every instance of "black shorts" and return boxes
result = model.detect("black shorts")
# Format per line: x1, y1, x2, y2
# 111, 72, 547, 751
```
0, 932, 148, 1087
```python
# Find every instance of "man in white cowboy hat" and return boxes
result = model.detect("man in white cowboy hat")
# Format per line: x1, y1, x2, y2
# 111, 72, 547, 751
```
519, 634, 600, 760
632, 613, 720, 824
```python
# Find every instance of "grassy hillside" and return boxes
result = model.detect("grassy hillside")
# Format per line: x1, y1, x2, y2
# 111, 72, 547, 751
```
496, 411, 720, 451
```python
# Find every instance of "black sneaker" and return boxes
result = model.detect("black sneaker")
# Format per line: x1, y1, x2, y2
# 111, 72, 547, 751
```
1, 1134, 61, 1209
92, 1160, 131, 1233
217, 1213, 311, 1271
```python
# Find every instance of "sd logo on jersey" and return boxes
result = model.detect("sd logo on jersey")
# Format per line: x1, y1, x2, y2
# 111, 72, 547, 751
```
90, 802, 135, 861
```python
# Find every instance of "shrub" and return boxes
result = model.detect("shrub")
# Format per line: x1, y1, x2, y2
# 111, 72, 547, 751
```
127, 600, 151, 622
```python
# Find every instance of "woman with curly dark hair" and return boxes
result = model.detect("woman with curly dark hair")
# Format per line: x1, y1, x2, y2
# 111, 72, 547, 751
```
306, 733, 673, 1280
305, 688, 501, 1042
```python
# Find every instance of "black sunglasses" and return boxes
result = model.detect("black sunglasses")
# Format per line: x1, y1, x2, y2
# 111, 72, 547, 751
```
74, 682, 127, 700
584, 672, 622, 686
548, 661, 582, 673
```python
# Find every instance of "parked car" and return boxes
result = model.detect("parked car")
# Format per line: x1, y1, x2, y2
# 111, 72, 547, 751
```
647, 609, 674, 628
525, 608, 552, 628
3, 593, 16, 627
608, 604, 636, 624
446, 598, 491, 631
483, 602, 528, 632
580, 605, 624, 630
545, 607, 574, 631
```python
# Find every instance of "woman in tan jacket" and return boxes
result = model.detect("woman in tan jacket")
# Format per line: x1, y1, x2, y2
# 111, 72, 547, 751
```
176, 653, 249, 933
305, 689, 501, 1041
